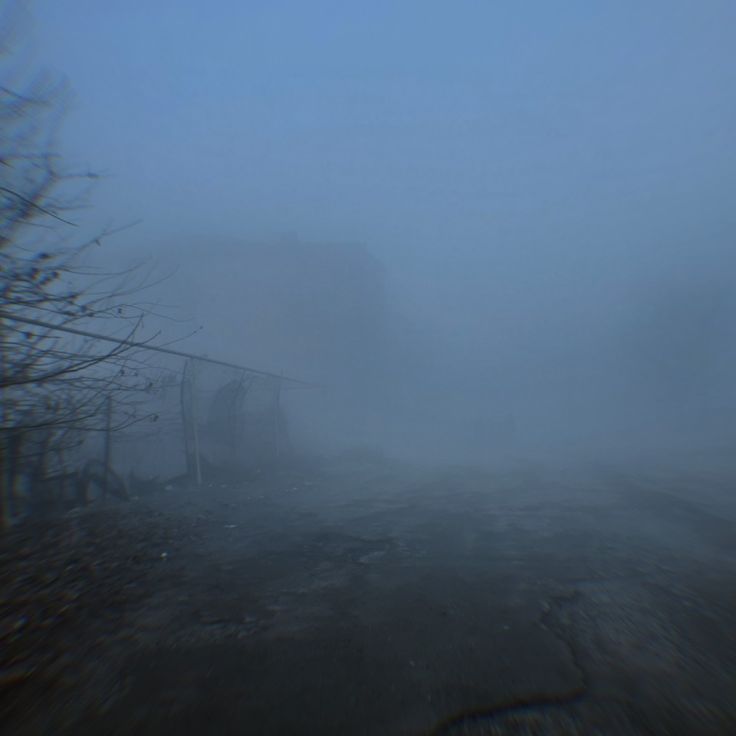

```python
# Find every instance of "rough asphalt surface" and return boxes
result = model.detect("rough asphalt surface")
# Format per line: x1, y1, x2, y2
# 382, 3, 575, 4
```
2, 453, 736, 734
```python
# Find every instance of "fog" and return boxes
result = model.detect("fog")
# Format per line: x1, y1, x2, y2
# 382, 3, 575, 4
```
31, 0, 736, 465
6, 4, 736, 733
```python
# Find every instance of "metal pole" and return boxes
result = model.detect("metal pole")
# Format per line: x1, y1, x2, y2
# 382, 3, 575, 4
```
0, 312, 315, 387
189, 361, 202, 487
103, 395, 112, 497
274, 373, 283, 459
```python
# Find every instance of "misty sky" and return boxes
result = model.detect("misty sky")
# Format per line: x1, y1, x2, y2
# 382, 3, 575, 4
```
27, 1, 736, 456
33, 2, 735, 258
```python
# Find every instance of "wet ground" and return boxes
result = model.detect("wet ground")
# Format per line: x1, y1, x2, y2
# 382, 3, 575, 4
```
2, 453, 736, 734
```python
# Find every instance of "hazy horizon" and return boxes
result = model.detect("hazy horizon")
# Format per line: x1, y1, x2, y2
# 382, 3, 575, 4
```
21, 0, 736, 463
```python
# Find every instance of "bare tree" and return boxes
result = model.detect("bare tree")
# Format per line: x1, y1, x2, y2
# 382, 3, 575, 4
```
0, 3, 161, 526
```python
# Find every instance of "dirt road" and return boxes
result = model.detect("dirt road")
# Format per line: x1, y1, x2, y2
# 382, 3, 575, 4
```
2, 455, 736, 734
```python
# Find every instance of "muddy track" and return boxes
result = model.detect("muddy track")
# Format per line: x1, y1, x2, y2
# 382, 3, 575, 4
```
430, 590, 588, 735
